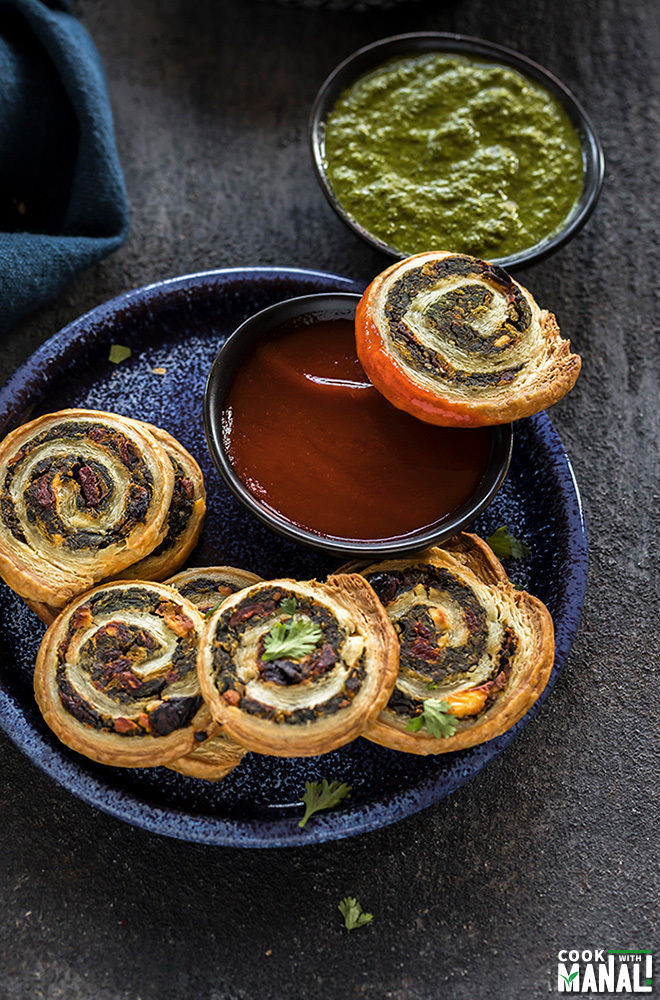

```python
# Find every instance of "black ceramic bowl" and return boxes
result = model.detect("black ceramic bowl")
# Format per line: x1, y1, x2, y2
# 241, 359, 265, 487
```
310, 32, 605, 269
204, 292, 513, 557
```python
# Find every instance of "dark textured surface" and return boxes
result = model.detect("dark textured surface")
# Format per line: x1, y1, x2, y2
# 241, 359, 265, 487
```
0, 0, 657, 996
0, 268, 587, 847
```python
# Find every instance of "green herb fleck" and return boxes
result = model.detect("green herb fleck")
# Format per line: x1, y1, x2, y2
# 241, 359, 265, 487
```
203, 602, 222, 619
280, 596, 297, 615
338, 897, 373, 931
299, 779, 351, 828
486, 525, 530, 560
406, 699, 457, 739
262, 616, 322, 662
108, 344, 132, 364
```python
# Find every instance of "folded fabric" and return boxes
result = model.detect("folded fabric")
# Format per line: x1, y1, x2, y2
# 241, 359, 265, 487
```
0, 0, 128, 334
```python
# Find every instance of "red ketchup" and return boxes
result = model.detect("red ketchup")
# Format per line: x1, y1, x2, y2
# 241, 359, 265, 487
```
224, 318, 491, 540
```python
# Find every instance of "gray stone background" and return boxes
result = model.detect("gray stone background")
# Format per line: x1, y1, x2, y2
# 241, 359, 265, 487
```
0, 0, 658, 997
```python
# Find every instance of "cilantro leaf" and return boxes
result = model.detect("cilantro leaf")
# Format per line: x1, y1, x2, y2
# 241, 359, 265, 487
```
298, 779, 351, 828
108, 344, 132, 364
280, 596, 297, 614
262, 616, 322, 662
486, 525, 530, 560
406, 699, 457, 739
338, 897, 373, 931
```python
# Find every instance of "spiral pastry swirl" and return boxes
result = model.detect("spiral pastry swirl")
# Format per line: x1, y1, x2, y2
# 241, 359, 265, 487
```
342, 533, 554, 754
356, 251, 581, 426
34, 581, 209, 767
198, 575, 399, 757
166, 566, 262, 779
0, 410, 174, 607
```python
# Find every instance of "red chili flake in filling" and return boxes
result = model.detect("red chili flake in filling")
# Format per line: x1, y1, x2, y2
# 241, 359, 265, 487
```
309, 643, 336, 674
118, 436, 134, 467
35, 475, 55, 508
408, 619, 440, 661
156, 601, 194, 636
229, 599, 276, 626
72, 606, 92, 629
463, 607, 480, 633
409, 638, 439, 661
78, 465, 101, 506
222, 689, 240, 705
115, 672, 142, 692
104, 655, 132, 676
114, 716, 137, 734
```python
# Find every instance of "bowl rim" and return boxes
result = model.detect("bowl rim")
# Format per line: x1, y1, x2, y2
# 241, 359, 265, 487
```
309, 31, 606, 269
204, 290, 514, 557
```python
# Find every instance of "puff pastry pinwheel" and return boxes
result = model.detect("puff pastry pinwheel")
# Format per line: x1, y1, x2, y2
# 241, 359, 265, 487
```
197, 575, 399, 757
355, 251, 581, 426
166, 566, 262, 779
167, 566, 262, 616
0, 410, 174, 607
341, 533, 554, 754
118, 424, 206, 581
34, 581, 210, 767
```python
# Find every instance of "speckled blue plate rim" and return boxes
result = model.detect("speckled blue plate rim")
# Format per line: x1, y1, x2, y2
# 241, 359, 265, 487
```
0, 267, 588, 848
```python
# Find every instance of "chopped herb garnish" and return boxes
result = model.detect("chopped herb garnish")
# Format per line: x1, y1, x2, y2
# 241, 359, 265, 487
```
406, 699, 457, 739
108, 344, 132, 364
262, 616, 322, 662
338, 897, 373, 931
203, 602, 222, 619
280, 596, 297, 615
298, 779, 351, 828
486, 525, 530, 559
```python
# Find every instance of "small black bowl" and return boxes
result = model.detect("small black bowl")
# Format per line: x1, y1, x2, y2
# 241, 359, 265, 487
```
204, 292, 513, 558
310, 32, 605, 269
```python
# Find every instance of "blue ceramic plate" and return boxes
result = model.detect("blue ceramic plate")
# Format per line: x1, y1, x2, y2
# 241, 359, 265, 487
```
0, 268, 587, 847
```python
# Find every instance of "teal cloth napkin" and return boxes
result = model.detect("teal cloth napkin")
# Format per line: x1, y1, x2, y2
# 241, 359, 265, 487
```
0, 0, 128, 333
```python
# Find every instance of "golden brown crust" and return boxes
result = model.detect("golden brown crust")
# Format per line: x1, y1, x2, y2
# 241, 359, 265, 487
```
197, 575, 399, 757
356, 251, 581, 427
441, 532, 510, 586
166, 566, 262, 615
342, 533, 554, 755
23, 597, 58, 625
0, 409, 174, 607
117, 424, 206, 581
166, 727, 247, 780
33, 580, 209, 768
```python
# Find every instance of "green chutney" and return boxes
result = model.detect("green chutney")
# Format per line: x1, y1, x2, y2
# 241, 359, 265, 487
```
324, 53, 584, 259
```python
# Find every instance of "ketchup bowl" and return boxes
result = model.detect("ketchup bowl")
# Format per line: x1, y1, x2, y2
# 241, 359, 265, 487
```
204, 293, 513, 558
